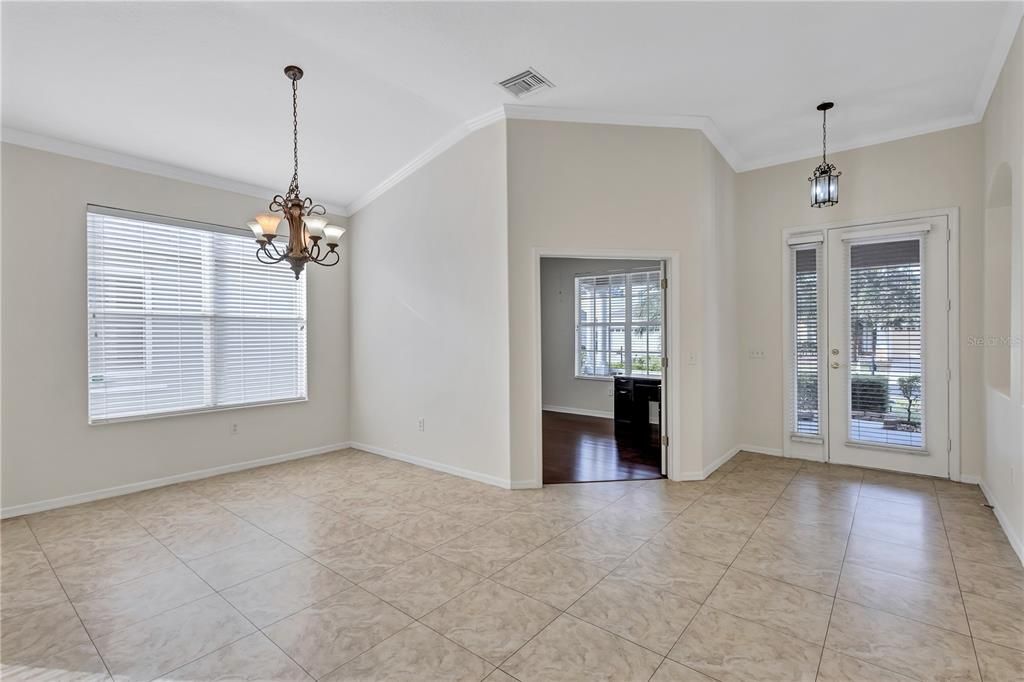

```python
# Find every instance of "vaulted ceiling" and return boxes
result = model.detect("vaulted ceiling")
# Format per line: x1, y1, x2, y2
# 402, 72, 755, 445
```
2, 1, 1018, 214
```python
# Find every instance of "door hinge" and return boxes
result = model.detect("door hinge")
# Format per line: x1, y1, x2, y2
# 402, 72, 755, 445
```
947, 227, 952, 243
947, 300, 952, 312
662, 356, 668, 369
661, 278, 668, 290
948, 438, 952, 453
662, 435, 669, 446
947, 368, 952, 382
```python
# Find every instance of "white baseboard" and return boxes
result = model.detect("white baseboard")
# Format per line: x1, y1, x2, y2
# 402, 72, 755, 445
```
736, 444, 784, 457
542, 405, 614, 420
673, 445, 742, 482
349, 441, 511, 490
978, 477, 1024, 567
1, 441, 353, 519
959, 474, 982, 485
511, 480, 541, 489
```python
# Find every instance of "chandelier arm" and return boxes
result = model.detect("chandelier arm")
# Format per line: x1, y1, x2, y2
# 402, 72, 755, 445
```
312, 249, 341, 267
256, 244, 288, 265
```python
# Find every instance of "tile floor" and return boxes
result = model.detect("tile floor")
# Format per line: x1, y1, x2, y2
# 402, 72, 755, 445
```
1, 449, 1022, 681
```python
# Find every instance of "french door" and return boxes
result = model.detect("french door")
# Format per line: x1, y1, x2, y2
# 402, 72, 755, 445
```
785, 215, 951, 478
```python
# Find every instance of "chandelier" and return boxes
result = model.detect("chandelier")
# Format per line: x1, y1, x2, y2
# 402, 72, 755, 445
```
808, 101, 841, 208
247, 65, 344, 278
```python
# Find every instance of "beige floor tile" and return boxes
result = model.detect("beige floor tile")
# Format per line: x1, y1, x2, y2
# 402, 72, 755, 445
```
159, 632, 310, 681
768, 495, 856, 527
933, 480, 986, 500
0, 642, 110, 682
2, 518, 39, 550
1, 600, 92, 664
484, 669, 518, 682
387, 509, 479, 551
542, 523, 644, 570
680, 499, 766, 533
323, 622, 493, 681
963, 592, 1024, 651
484, 510, 578, 544
815, 649, 914, 681
344, 500, 430, 531
421, 580, 559, 665
955, 558, 1024, 605
705, 568, 834, 644
186, 535, 304, 590
220, 558, 352, 627
360, 553, 481, 618
51, 537, 179, 600
732, 535, 843, 595
115, 483, 207, 519
753, 515, 851, 551
974, 639, 1024, 682
650, 659, 716, 681
431, 501, 511, 528
824, 599, 980, 681
34, 521, 153, 568
1, 559, 68, 620
133, 501, 240, 539
649, 520, 752, 565
313, 531, 424, 584
836, 563, 970, 635
502, 614, 662, 682
843, 533, 958, 589
581, 508, 679, 541
157, 516, 269, 562
432, 527, 537, 576
94, 594, 255, 682
612, 542, 727, 603
73, 563, 213, 638
264, 587, 412, 678
697, 489, 779, 515
265, 510, 376, 555
668, 606, 822, 682
492, 549, 608, 610
568, 574, 700, 654
947, 528, 1021, 568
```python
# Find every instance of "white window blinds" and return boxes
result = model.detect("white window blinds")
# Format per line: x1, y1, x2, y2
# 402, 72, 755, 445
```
575, 270, 663, 378
791, 245, 821, 436
87, 207, 307, 423
847, 238, 924, 448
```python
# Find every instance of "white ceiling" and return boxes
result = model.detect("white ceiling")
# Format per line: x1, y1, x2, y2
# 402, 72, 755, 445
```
2, 2, 1019, 214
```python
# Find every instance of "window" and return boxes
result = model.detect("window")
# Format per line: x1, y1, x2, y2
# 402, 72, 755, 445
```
87, 206, 307, 423
575, 270, 662, 378
791, 245, 822, 436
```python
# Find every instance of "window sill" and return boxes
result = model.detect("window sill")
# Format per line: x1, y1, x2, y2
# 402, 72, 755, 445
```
89, 397, 308, 425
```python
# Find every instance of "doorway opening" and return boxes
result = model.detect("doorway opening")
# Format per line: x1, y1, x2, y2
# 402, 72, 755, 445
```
540, 257, 668, 483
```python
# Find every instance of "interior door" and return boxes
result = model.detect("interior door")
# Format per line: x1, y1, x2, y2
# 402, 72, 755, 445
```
825, 217, 950, 477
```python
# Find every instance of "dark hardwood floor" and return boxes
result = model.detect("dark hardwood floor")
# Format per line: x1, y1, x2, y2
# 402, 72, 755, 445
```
542, 410, 664, 484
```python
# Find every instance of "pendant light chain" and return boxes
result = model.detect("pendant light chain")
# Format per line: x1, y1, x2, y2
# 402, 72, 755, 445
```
287, 76, 300, 199
821, 106, 828, 165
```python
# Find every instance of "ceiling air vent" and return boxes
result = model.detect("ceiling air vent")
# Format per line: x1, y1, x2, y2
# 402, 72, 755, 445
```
497, 68, 554, 98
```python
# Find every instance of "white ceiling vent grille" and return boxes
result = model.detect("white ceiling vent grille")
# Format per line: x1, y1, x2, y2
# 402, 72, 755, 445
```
497, 68, 554, 98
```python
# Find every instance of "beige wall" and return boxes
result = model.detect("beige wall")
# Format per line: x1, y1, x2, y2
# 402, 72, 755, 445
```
348, 122, 511, 485
981, 18, 1024, 553
540, 257, 661, 416
507, 119, 733, 485
1, 143, 350, 512
735, 124, 986, 477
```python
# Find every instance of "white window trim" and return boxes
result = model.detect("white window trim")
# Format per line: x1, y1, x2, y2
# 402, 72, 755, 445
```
573, 268, 663, 381
86, 205, 309, 424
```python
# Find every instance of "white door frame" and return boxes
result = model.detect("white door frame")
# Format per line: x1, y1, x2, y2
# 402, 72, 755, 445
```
532, 248, 683, 485
780, 208, 962, 481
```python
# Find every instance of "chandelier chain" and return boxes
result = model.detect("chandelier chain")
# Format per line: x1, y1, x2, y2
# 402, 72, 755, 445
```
288, 77, 300, 199
822, 106, 827, 164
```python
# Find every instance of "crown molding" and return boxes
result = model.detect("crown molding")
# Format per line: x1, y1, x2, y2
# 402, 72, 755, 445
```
735, 111, 981, 173
346, 108, 505, 215
973, 2, 1024, 120
1, 127, 350, 217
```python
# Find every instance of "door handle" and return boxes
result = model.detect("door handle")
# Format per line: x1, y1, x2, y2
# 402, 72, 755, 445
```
831, 361, 840, 369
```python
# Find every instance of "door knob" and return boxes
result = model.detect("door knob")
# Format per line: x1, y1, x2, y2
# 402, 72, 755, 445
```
831, 361, 840, 369
831, 348, 840, 356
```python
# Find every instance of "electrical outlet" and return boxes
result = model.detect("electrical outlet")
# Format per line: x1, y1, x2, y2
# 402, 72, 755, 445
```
687, 352, 697, 365
749, 350, 766, 360
607, 385, 614, 397
231, 423, 239, 435
417, 418, 425, 432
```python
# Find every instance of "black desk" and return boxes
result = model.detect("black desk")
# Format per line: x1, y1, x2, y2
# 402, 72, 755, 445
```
613, 376, 662, 448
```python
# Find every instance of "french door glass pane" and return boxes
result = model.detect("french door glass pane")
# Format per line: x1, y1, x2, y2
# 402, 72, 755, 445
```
847, 239, 923, 448
793, 247, 820, 435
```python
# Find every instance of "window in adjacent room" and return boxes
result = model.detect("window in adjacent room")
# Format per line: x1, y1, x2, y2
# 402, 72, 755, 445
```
87, 206, 307, 423
575, 269, 663, 378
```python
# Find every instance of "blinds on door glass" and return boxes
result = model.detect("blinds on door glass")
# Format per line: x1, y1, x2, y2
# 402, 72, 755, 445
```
87, 207, 307, 423
576, 270, 662, 377
847, 238, 923, 448
792, 245, 822, 436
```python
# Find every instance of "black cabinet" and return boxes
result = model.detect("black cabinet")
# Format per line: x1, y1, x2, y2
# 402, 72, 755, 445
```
613, 376, 661, 449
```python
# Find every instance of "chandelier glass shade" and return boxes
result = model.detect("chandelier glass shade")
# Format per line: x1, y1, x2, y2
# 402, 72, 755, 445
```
249, 65, 345, 278
808, 102, 841, 208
